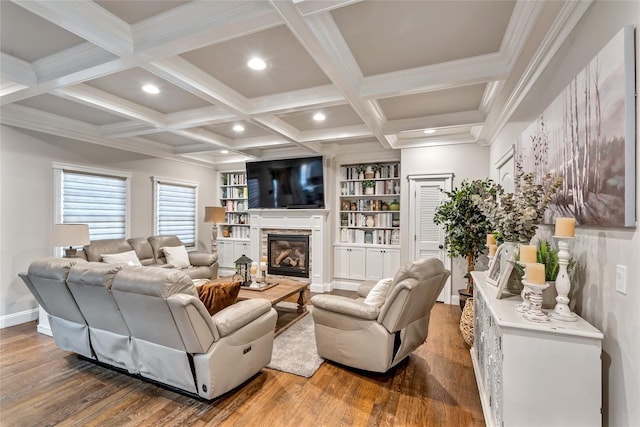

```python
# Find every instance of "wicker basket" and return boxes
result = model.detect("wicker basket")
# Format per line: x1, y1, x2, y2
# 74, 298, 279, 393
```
460, 297, 474, 347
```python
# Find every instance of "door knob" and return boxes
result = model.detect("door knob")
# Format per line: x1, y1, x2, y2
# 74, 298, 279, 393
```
438, 245, 444, 249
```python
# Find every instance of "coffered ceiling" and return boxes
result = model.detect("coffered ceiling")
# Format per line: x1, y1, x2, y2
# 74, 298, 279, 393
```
0, 0, 592, 166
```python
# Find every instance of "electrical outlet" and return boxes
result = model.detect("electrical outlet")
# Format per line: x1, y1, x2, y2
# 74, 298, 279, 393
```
616, 265, 627, 295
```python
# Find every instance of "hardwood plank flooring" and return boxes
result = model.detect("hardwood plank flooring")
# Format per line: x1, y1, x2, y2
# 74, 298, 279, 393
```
0, 303, 484, 426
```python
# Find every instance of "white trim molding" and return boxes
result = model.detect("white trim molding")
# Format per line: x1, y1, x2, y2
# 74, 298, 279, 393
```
0, 308, 39, 329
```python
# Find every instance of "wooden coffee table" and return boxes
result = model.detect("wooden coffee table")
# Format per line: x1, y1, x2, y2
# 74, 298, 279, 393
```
202, 277, 310, 336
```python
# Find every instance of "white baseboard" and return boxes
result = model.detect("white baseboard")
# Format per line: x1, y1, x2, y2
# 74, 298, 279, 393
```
450, 295, 460, 307
332, 281, 361, 292
310, 282, 333, 293
0, 308, 39, 329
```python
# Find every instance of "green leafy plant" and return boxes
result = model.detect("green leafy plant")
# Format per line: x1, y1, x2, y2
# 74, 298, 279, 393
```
473, 163, 562, 243
512, 240, 573, 281
362, 180, 376, 189
434, 179, 499, 292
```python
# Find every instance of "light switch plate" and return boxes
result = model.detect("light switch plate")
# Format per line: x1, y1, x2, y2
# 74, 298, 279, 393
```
616, 265, 627, 295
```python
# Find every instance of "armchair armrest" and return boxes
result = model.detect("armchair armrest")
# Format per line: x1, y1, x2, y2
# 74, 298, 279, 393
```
189, 252, 217, 266
212, 299, 272, 337
310, 295, 379, 320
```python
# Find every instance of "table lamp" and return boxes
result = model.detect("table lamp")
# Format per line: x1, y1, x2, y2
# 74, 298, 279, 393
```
53, 223, 90, 257
204, 206, 226, 253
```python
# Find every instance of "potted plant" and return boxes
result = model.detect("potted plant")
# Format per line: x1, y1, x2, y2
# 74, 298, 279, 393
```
362, 180, 376, 195
356, 165, 366, 180
434, 179, 499, 302
372, 163, 383, 178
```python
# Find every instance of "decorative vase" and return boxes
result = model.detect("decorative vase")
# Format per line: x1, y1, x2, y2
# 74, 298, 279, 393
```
364, 166, 374, 179
374, 171, 381, 179
365, 187, 374, 195
389, 200, 400, 211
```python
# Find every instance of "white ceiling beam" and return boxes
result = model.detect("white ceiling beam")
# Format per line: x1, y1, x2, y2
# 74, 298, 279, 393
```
172, 128, 232, 150
500, 0, 547, 69
56, 84, 165, 126
271, 1, 392, 149
99, 122, 158, 138
164, 106, 237, 130
133, 1, 281, 58
479, 0, 593, 144
298, 124, 372, 143
31, 43, 117, 83
296, 0, 362, 17
383, 110, 485, 135
0, 53, 37, 86
359, 53, 508, 100
13, 0, 133, 56
247, 84, 345, 116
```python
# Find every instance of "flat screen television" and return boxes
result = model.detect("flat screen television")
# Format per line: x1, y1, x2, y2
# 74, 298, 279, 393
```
246, 156, 325, 209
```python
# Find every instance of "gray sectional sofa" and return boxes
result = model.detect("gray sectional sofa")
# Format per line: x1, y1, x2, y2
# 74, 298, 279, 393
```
19, 257, 277, 400
80, 235, 218, 279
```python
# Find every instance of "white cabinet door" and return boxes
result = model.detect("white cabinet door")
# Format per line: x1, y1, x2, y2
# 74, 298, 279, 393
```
334, 246, 366, 280
218, 240, 235, 268
365, 248, 400, 281
233, 241, 251, 263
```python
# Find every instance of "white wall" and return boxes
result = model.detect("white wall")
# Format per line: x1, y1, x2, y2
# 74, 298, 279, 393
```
0, 126, 218, 325
490, 2, 639, 425
400, 143, 491, 300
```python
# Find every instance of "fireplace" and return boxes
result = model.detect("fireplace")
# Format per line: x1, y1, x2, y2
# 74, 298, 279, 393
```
267, 234, 310, 278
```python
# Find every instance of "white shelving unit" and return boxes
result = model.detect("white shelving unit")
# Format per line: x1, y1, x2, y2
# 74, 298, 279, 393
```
470, 271, 603, 427
334, 162, 401, 284
219, 171, 250, 269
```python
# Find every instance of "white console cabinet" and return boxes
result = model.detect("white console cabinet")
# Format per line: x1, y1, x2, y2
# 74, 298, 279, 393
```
334, 246, 366, 280
365, 248, 400, 281
470, 271, 603, 427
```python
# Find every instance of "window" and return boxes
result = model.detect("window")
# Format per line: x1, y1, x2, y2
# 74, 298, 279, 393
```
153, 177, 198, 248
53, 163, 130, 241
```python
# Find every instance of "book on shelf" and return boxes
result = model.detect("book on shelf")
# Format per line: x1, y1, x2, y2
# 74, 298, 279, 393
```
224, 173, 246, 186
341, 164, 399, 181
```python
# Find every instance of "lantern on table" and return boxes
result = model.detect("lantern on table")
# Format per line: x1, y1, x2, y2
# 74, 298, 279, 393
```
233, 254, 253, 287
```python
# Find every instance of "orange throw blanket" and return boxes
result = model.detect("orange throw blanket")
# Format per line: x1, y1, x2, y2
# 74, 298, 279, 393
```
197, 280, 242, 315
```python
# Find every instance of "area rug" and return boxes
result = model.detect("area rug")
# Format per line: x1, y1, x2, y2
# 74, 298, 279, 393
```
266, 306, 324, 378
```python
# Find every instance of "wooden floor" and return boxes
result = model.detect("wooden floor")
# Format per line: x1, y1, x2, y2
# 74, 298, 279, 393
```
0, 302, 484, 427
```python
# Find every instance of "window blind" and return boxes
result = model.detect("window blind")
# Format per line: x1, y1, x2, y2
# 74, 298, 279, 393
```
156, 182, 196, 247
62, 170, 127, 240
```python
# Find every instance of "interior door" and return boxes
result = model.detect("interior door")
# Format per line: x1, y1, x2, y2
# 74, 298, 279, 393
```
409, 175, 452, 303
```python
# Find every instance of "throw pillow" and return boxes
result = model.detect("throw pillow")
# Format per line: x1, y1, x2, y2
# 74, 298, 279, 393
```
101, 250, 142, 266
363, 278, 393, 308
197, 280, 242, 316
162, 245, 190, 269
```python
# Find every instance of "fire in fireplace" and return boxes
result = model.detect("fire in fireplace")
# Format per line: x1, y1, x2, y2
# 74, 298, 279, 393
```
267, 234, 310, 278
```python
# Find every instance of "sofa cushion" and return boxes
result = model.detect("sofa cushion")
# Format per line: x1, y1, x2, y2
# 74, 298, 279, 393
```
83, 239, 132, 262
363, 278, 393, 308
162, 245, 190, 269
197, 280, 242, 316
101, 250, 142, 266
127, 238, 155, 266
148, 235, 183, 263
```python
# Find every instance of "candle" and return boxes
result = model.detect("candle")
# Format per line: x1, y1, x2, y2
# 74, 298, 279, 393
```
261, 256, 268, 263
555, 217, 576, 237
526, 263, 546, 284
486, 234, 496, 246
519, 245, 537, 264
488, 244, 497, 257
250, 262, 258, 276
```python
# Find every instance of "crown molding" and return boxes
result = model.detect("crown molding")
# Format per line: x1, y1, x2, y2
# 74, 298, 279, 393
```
383, 110, 485, 134
0, 53, 36, 86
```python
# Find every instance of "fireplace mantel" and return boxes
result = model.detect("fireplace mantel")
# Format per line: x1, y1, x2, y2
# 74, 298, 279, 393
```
249, 209, 330, 292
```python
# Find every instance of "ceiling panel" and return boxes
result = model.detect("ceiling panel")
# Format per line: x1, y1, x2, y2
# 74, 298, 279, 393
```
16, 94, 127, 126
180, 25, 331, 99
84, 68, 210, 114
95, 0, 191, 24
0, 1, 87, 62
332, 0, 515, 76
378, 83, 487, 121
204, 122, 272, 139
141, 132, 198, 147
277, 104, 364, 131
396, 126, 474, 141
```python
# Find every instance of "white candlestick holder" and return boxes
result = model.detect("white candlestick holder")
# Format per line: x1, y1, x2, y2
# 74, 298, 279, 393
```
551, 236, 578, 322
522, 281, 550, 323
515, 266, 531, 313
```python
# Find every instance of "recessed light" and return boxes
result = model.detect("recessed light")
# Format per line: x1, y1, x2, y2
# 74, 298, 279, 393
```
313, 112, 326, 122
232, 124, 245, 133
247, 57, 266, 70
423, 128, 436, 134
220, 149, 229, 154
142, 84, 160, 94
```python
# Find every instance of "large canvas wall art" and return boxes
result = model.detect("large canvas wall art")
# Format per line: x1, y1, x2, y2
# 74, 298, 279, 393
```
518, 26, 636, 227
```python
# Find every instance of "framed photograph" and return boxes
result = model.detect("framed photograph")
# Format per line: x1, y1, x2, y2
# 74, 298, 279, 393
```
485, 243, 519, 299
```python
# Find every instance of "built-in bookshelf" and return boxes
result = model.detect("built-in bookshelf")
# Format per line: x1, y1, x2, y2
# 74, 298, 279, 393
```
338, 162, 401, 246
219, 171, 249, 240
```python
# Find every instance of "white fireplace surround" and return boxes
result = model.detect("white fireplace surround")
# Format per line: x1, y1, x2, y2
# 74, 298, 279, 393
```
249, 209, 330, 293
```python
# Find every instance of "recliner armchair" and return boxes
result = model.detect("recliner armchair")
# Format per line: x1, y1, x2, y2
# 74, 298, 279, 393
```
311, 257, 450, 373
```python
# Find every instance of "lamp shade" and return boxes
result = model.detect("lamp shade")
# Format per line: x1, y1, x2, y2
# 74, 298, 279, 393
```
204, 206, 226, 223
53, 223, 90, 247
